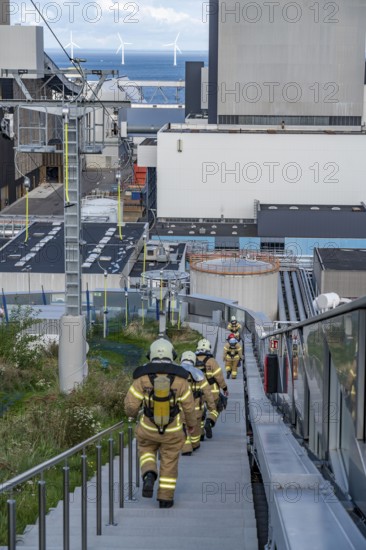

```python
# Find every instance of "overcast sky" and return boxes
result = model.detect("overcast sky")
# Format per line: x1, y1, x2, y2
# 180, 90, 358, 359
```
11, 1, 209, 51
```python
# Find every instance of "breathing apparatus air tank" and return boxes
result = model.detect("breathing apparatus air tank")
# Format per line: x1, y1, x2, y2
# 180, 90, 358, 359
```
153, 374, 171, 433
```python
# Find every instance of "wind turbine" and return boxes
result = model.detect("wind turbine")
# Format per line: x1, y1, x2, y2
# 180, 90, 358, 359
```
163, 33, 182, 66
65, 31, 80, 60
116, 33, 132, 65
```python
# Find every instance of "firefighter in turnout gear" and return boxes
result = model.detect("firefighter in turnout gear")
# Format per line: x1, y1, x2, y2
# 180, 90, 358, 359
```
227, 316, 242, 341
224, 334, 243, 380
180, 351, 217, 455
195, 338, 228, 439
124, 338, 196, 508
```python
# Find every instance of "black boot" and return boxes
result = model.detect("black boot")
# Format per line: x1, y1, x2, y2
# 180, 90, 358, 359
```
226, 370, 231, 379
205, 418, 213, 439
142, 471, 156, 498
200, 434, 205, 441
159, 499, 174, 508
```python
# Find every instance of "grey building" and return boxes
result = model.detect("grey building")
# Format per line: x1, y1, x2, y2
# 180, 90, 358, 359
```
313, 248, 366, 298
209, 0, 366, 125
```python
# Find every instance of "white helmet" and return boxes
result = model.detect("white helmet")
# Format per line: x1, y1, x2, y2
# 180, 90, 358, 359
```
181, 351, 196, 365
229, 338, 237, 345
196, 338, 211, 353
149, 338, 175, 361
231, 316, 237, 323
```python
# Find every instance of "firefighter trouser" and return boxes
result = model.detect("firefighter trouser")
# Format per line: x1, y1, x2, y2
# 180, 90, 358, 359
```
182, 408, 202, 453
136, 423, 185, 501
225, 357, 240, 379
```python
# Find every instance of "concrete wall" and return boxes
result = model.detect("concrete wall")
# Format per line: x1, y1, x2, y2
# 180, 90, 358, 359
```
157, 130, 366, 219
321, 271, 366, 299
217, 0, 366, 118
0, 26, 44, 78
0, 273, 125, 294
190, 269, 278, 319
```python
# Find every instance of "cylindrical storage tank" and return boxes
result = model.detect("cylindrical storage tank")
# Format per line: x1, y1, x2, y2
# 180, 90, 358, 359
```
190, 252, 279, 320
316, 292, 340, 310
81, 198, 118, 223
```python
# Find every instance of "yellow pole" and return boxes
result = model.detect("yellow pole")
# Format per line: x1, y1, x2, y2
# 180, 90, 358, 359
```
160, 272, 163, 311
125, 292, 128, 327
171, 295, 175, 324
64, 122, 70, 203
142, 236, 147, 283
24, 189, 29, 242
178, 301, 182, 330
118, 182, 122, 240
104, 272, 107, 311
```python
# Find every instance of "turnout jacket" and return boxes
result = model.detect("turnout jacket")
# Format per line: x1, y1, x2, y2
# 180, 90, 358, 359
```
227, 322, 242, 339
223, 342, 243, 360
124, 365, 197, 434
195, 354, 227, 398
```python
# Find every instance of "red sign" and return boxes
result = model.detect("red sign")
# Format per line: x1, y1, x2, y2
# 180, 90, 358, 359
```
270, 339, 279, 350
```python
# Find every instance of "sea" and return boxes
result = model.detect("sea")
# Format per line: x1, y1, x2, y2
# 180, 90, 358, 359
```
47, 49, 208, 103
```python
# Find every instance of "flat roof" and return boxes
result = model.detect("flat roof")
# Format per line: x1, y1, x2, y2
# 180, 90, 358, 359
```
316, 248, 366, 271
155, 221, 257, 238
163, 124, 363, 135
0, 222, 146, 274
129, 242, 186, 278
257, 206, 366, 239
0, 168, 127, 218
260, 204, 366, 213
140, 138, 157, 146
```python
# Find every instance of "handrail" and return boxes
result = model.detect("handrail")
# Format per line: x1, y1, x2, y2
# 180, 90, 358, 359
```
1, 419, 140, 550
0, 420, 124, 494
261, 293, 366, 338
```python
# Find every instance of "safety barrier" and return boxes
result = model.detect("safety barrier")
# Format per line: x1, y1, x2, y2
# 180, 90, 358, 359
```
0, 419, 140, 550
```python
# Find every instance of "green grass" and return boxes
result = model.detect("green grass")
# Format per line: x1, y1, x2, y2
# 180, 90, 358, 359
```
0, 314, 202, 544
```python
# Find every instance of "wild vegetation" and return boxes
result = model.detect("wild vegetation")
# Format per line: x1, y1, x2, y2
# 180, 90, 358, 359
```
0, 308, 202, 543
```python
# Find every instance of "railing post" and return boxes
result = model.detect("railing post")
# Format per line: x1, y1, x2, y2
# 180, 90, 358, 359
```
135, 434, 140, 488
119, 431, 124, 508
128, 423, 133, 501
81, 454, 87, 550
96, 444, 102, 535
63, 466, 70, 550
7, 499, 16, 550
108, 437, 116, 525
38, 480, 46, 550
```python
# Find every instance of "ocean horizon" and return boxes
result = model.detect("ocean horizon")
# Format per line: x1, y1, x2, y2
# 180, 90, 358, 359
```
47, 49, 208, 103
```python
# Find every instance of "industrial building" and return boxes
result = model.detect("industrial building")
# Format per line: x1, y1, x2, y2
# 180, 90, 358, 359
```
313, 248, 366, 299
208, 0, 366, 125
0, 221, 147, 293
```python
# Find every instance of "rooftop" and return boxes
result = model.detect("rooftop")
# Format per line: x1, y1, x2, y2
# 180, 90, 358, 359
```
129, 242, 186, 278
162, 123, 364, 135
316, 248, 366, 271
257, 204, 366, 239
0, 222, 146, 274
260, 204, 366, 213
154, 221, 257, 238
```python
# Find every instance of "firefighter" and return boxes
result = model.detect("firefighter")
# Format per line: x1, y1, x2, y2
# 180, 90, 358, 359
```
227, 315, 242, 341
195, 338, 228, 439
180, 351, 217, 455
223, 334, 243, 379
124, 338, 196, 508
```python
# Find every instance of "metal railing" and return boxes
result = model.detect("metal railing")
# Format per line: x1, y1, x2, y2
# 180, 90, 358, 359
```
0, 420, 140, 550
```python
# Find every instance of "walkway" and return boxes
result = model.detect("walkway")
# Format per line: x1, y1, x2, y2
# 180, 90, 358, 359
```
3, 326, 258, 550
